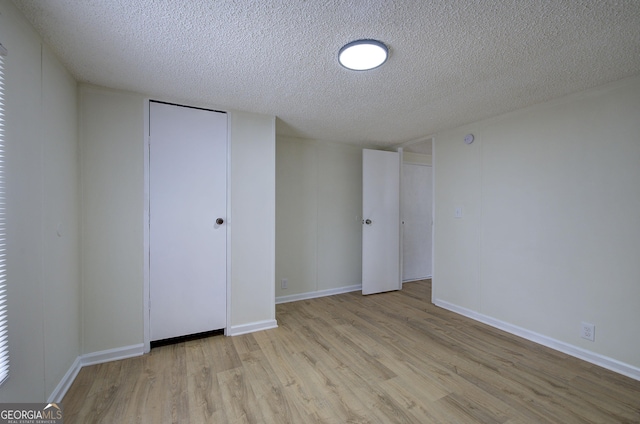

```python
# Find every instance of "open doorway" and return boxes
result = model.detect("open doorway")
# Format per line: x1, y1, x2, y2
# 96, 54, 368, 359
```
402, 139, 433, 282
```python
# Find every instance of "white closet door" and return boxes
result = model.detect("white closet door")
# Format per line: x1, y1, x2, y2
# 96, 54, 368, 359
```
149, 102, 227, 341
402, 163, 432, 281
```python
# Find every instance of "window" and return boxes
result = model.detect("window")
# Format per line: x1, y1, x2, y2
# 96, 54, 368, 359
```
0, 42, 8, 385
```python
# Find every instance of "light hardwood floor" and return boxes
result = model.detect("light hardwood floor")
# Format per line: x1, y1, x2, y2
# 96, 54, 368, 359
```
63, 281, 640, 423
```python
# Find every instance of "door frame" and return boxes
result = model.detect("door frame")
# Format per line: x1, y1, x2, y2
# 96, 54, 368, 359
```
143, 99, 232, 353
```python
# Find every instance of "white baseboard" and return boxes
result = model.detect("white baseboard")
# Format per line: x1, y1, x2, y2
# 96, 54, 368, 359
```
402, 276, 432, 283
228, 319, 278, 336
276, 284, 361, 304
80, 343, 145, 367
48, 356, 82, 403
48, 344, 145, 402
434, 298, 640, 381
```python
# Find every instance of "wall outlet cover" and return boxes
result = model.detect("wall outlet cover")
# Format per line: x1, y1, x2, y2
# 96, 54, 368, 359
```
580, 322, 595, 342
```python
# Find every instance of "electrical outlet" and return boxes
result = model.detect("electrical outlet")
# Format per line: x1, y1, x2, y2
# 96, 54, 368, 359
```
580, 322, 595, 341
281, 278, 288, 289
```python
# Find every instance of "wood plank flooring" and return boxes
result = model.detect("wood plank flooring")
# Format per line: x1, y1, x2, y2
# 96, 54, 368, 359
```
62, 281, 640, 423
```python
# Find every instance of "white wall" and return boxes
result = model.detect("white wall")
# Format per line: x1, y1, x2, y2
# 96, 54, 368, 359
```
403, 151, 432, 166
433, 75, 640, 374
228, 111, 277, 333
276, 137, 362, 301
0, 0, 81, 401
79, 85, 145, 354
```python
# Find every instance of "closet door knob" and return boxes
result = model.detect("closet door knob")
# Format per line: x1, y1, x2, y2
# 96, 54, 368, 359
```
216, 218, 224, 225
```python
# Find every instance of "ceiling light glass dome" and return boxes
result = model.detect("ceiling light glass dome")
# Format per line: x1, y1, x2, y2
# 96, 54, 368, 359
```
338, 39, 388, 71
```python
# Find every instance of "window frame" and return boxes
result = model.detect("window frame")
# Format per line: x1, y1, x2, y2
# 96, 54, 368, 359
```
0, 42, 9, 386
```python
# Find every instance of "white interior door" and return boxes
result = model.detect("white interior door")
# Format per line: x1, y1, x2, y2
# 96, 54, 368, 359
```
149, 101, 227, 341
362, 149, 401, 295
402, 163, 433, 281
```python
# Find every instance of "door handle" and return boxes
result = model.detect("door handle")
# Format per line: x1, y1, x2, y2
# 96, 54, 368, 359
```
363, 219, 372, 225
216, 218, 224, 225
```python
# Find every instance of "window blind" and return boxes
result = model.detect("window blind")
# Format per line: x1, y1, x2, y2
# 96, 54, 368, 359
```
0, 42, 8, 385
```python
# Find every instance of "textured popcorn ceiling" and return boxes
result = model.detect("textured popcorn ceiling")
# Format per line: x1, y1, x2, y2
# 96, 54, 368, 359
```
12, 0, 640, 148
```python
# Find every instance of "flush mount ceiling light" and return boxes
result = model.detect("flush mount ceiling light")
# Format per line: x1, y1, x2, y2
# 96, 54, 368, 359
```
338, 39, 388, 71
